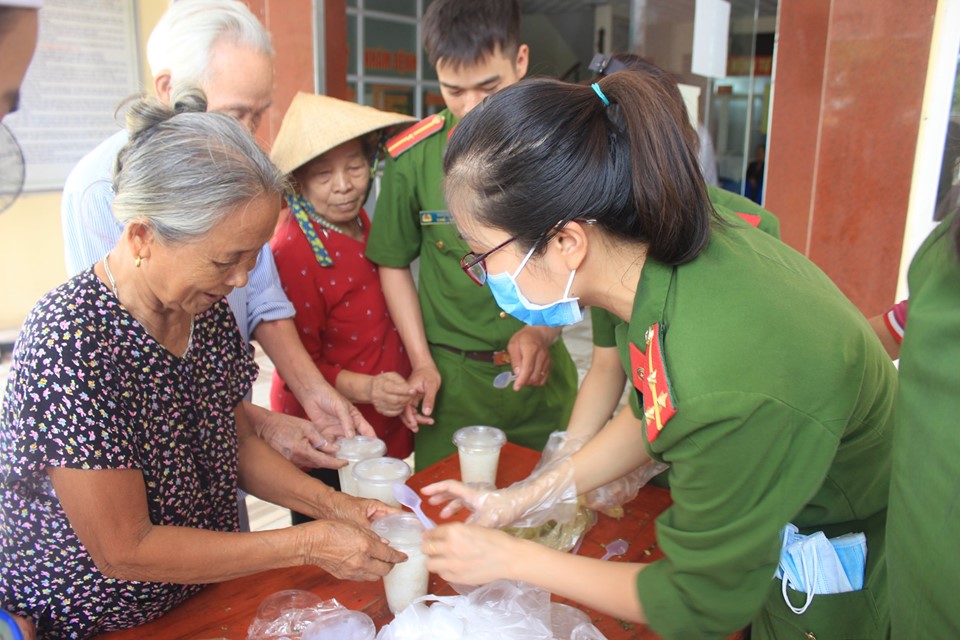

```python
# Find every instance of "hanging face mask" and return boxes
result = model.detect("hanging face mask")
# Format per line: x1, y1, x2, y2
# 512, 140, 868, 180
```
775, 523, 867, 615
486, 244, 583, 328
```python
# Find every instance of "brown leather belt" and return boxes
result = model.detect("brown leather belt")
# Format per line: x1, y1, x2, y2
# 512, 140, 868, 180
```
432, 343, 512, 366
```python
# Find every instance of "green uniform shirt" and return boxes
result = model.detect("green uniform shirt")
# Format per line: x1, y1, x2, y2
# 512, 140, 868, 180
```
592, 191, 782, 348
887, 216, 960, 638
617, 220, 894, 638
366, 109, 577, 468
368, 109, 533, 350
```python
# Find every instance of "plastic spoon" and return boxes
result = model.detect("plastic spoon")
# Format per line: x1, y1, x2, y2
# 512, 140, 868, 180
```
600, 538, 629, 561
391, 482, 436, 530
492, 371, 517, 389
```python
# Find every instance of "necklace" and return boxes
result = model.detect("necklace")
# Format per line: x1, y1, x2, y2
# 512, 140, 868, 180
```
102, 253, 195, 355
305, 208, 363, 237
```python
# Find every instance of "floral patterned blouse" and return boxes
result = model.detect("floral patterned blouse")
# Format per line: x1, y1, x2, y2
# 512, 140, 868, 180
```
0, 269, 257, 639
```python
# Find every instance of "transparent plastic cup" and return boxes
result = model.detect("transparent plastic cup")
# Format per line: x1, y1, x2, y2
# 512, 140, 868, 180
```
352, 457, 412, 506
335, 436, 386, 496
453, 426, 507, 486
371, 513, 428, 614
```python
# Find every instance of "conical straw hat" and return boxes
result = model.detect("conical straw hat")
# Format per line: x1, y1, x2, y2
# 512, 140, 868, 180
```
271, 92, 417, 175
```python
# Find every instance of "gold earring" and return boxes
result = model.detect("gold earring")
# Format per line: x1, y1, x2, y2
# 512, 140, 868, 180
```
135, 256, 142, 268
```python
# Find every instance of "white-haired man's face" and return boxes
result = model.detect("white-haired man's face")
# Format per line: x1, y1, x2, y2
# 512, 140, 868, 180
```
0, 8, 39, 122
156, 38, 273, 134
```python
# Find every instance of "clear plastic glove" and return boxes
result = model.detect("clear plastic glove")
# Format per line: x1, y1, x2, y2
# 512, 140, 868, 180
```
583, 459, 669, 515
422, 458, 578, 529
535, 431, 668, 517
530, 431, 589, 475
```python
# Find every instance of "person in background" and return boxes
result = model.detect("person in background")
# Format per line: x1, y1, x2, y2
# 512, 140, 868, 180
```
269, 93, 429, 514
365, 0, 578, 470
0, 0, 39, 122
419, 73, 895, 639
746, 143, 766, 204
60, 0, 372, 483
0, 90, 405, 640
886, 203, 960, 636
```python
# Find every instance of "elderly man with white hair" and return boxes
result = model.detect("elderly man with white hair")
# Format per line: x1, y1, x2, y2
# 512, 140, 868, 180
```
0, 0, 38, 122
61, 0, 374, 480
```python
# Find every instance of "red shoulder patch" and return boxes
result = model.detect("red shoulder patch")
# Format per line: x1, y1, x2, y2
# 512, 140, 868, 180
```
386, 114, 445, 158
736, 212, 762, 228
629, 323, 677, 442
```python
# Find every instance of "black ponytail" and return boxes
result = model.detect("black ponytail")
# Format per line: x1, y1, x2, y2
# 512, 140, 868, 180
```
444, 74, 714, 265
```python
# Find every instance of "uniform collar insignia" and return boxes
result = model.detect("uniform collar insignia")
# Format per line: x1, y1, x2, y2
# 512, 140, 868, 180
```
629, 322, 677, 442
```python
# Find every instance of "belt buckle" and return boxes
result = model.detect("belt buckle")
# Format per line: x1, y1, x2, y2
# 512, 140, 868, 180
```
493, 351, 511, 367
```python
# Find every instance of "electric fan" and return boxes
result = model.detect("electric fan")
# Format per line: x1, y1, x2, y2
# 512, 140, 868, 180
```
0, 122, 26, 214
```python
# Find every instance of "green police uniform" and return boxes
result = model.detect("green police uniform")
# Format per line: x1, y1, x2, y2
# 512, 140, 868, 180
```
887, 215, 960, 638
366, 109, 578, 470
613, 219, 894, 638
592, 189, 782, 349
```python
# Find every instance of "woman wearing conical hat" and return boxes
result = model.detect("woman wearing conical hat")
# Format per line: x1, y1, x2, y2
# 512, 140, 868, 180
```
270, 93, 430, 517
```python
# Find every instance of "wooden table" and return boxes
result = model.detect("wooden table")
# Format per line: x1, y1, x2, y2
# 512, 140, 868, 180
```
98, 443, 673, 639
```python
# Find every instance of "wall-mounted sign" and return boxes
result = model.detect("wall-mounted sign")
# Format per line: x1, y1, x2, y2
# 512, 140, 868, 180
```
3, 0, 140, 192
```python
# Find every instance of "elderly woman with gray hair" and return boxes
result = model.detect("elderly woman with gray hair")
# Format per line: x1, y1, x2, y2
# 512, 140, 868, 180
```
0, 90, 406, 640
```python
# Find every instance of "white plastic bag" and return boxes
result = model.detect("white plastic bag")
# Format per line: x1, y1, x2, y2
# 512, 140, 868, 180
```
246, 589, 374, 640
376, 580, 606, 640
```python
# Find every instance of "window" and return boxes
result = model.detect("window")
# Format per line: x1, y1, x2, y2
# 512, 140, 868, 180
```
346, 0, 442, 118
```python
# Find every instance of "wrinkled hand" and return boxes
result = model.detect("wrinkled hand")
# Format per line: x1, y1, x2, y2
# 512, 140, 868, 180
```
298, 518, 407, 581
506, 326, 558, 390
256, 410, 345, 469
300, 382, 376, 439
422, 523, 523, 586
318, 489, 401, 529
407, 364, 442, 418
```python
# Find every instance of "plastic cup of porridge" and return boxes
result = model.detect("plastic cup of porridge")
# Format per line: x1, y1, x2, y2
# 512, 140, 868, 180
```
352, 457, 412, 506
371, 513, 429, 614
335, 436, 387, 496
453, 426, 507, 486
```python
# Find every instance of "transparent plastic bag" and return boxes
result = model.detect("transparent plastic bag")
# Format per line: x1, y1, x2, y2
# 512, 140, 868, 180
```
246, 589, 374, 640
376, 580, 606, 640
500, 499, 596, 552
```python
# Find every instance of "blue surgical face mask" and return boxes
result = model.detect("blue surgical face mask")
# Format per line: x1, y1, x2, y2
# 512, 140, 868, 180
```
486, 244, 583, 328
776, 524, 866, 615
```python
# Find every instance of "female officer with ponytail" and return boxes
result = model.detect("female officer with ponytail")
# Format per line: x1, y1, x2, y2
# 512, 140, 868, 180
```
419, 73, 895, 639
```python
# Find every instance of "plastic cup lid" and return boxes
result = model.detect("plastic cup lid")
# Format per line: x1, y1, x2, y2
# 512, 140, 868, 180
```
453, 425, 507, 451
335, 435, 386, 461
371, 512, 425, 547
352, 456, 412, 484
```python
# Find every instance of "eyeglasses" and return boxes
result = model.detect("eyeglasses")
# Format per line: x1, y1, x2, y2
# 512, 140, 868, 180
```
460, 235, 517, 286
459, 218, 598, 286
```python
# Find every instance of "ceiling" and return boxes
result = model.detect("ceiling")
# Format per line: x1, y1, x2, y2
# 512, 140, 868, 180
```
520, 0, 778, 18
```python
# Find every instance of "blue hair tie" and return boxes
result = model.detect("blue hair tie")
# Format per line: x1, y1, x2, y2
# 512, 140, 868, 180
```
591, 82, 610, 106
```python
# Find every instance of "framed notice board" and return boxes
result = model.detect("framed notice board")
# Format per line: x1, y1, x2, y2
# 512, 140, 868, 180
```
4, 0, 141, 192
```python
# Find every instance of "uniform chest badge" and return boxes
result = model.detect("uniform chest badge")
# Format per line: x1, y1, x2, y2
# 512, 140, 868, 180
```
386, 114, 445, 158
629, 323, 677, 442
